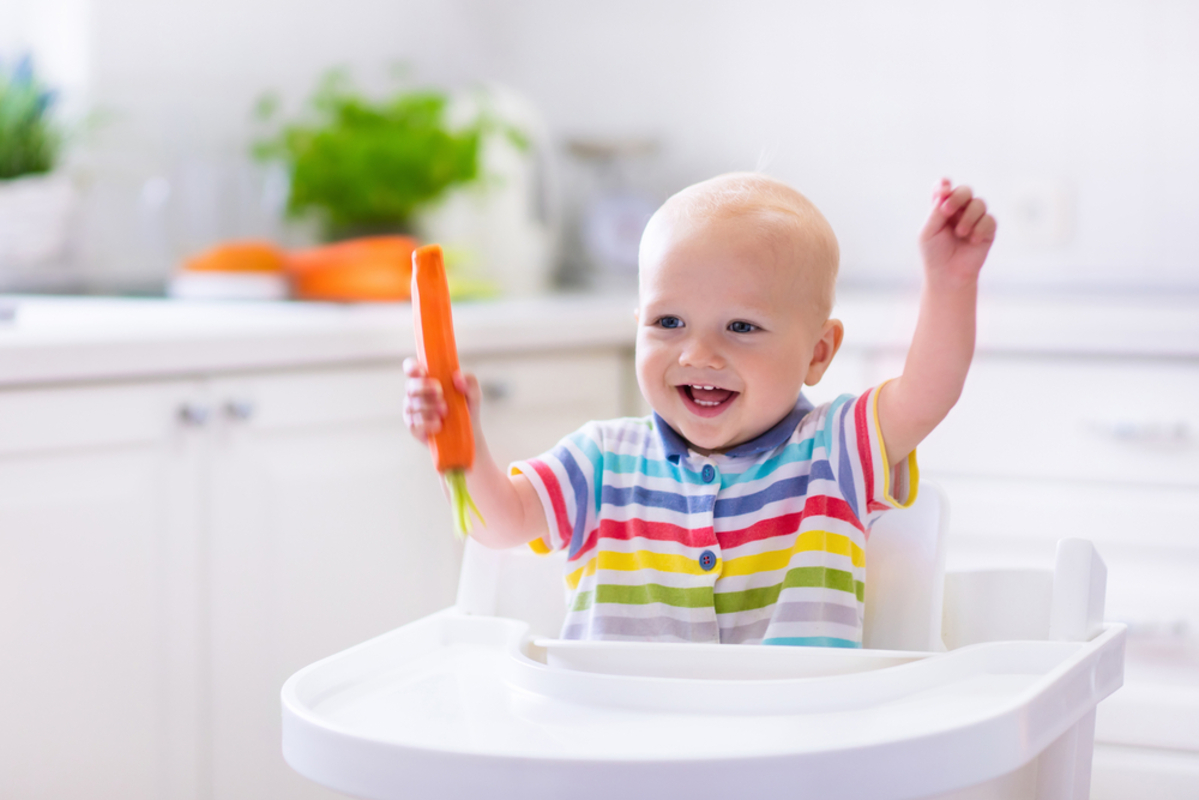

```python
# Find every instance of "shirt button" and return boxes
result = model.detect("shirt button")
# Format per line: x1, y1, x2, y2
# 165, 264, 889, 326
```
701, 464, 716, 483
699, 550, 717, 571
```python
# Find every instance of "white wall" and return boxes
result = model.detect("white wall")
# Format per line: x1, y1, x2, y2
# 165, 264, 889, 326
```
456, 0, 1199, 291
5, 0, 1198, 291
75, 0, 487, 285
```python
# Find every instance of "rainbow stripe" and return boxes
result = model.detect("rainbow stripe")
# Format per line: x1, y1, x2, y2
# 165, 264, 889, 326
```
511, 386, 917, 646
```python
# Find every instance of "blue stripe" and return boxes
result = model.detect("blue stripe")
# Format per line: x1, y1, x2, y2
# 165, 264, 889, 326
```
714, 472, 809, 518
834, 398, 859, 518
557, 428, 605, 558
712, 459, 837, 518
761, 636, 861, 648
600, 484, 715, 515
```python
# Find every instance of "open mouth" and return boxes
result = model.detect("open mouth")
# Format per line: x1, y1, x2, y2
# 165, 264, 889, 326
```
677, 384, 739, 417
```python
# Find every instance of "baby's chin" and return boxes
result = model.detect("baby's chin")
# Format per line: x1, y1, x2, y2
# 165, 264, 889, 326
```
667, 417, 743, 455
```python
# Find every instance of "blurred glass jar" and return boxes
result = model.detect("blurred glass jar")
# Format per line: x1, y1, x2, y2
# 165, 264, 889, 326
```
561, 138, 660, 293
414, 84, 559, 299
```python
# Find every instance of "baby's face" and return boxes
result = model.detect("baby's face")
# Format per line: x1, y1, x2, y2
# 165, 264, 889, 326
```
636, 212, 837, 454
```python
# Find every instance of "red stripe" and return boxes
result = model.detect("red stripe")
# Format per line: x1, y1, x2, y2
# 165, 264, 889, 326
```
853, 389, 875, 511
715, 494, 864, 549
530, 459, 572, 549
595, 518, 718, 548
568, 528, 598, 564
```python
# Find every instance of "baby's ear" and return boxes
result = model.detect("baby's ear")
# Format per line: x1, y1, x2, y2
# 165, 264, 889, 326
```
803, 319, 845, 386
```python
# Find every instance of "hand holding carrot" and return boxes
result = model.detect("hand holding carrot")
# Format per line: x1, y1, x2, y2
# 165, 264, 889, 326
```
405, 243, 549, 549
410, 244, 483, 537
402, 361, 481, 443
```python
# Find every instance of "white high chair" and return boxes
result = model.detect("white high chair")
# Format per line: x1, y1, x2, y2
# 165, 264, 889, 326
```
281, 484, 1124, 800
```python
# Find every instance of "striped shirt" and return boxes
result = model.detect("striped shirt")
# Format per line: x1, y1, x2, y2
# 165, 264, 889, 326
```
511, 385, 918, 646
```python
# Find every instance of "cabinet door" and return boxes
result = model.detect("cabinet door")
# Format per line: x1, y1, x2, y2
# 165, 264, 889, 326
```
0, 380, 206, 800
465, 349, 629, 467
206, 365, 458, 800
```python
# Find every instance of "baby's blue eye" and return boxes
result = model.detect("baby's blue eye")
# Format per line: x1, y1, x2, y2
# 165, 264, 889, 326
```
728, 320, 757, 333
657, 316, 683, 329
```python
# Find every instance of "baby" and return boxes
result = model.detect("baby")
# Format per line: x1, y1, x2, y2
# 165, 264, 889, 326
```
405, 173, 995, 646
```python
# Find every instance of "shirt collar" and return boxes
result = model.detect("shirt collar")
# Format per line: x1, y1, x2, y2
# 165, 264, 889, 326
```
653, 394, 815, 463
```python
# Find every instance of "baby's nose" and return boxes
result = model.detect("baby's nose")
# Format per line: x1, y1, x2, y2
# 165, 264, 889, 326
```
679, 334, 725, 369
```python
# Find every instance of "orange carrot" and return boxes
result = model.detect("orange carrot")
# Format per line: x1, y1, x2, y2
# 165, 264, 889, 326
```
184, 241, 286, 273
288, 236, 417, 302
411, 244, 482, 537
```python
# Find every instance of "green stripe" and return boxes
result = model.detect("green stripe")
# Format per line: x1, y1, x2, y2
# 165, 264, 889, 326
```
713, 566, 863, 614
572, 590, 594, 612
594, 583, 715, 608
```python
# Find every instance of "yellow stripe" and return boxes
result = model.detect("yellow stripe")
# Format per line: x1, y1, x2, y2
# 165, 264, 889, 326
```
871, 380, 918, 509
527, 538, 552, 555
565, 556, 597, 590
723, 529, 865, 576
870, 383, 891, 502
601, 550, 715, 576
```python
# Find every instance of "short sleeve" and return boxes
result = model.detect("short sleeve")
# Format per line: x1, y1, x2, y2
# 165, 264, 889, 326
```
509, 421, 605, 557
825, 383, 919, 532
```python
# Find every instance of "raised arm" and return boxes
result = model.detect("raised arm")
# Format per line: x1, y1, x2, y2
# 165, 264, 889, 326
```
877, 179, 997, 467
403, 358, 549, 549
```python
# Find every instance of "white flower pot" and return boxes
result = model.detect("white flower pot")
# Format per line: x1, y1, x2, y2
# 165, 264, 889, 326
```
0, 172, 77, 269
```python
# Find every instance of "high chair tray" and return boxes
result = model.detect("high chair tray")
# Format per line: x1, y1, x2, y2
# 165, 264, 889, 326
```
537, 637, 933, 680
281, 608, 1124, 800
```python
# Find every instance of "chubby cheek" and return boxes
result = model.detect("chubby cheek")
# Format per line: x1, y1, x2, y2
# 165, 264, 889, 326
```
634, 342, 672, 407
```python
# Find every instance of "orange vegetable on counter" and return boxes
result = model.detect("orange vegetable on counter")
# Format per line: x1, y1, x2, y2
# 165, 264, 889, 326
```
287, 236, 417, 301
184, 241, 286, 273
411, 243, 482, 537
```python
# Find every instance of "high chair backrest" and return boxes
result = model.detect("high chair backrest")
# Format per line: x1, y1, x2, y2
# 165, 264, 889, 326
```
456, 481, 950, 649
861, 482, 949, 651
456, 535, 569, 637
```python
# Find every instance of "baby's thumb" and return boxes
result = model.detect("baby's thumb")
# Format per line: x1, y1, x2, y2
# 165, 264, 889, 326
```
453, 371, 482, 416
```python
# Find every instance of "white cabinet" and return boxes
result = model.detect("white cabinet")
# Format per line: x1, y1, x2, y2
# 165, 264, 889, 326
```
204, 366, 460, 800
815, 344, 1199, 797
0, 380, 205, 800
0, 345, 633, 800
465, 349, 632, 467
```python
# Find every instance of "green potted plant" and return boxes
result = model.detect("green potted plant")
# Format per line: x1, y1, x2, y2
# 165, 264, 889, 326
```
253, 70, 496, 242
0, 54, 76, 272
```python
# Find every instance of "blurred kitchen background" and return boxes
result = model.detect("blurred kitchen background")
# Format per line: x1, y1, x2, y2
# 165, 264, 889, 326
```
1, 2, 1197, 800
2, 0, 1196, 294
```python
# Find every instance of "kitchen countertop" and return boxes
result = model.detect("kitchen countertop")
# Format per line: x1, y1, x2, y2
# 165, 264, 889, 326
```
0, 290, 1197, 387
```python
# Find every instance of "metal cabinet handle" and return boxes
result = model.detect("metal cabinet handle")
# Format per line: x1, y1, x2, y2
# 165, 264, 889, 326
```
178, 402, 211, 427
481, 380, 511, 403
224, 399, 256, 422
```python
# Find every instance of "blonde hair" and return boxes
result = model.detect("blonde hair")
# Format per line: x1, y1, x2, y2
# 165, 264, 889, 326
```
642, 172, 840, 319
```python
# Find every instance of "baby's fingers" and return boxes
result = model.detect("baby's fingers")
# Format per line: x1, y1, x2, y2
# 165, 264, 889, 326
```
920, 180, 972, 241
403, 356, 428, 379
970, 213, 998, 245
404, 360, 448, 442
938, 184, 975, 219
955, 197, 988, 238
403, 390, 446, 441
931, 178, 952, 205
